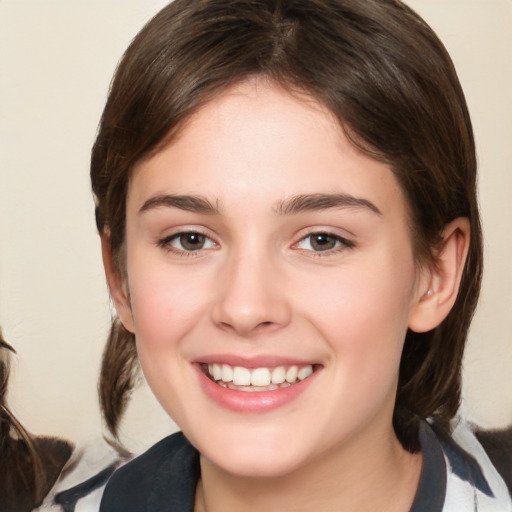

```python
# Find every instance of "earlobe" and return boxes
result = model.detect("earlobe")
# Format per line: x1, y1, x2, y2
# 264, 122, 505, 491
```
100, 234, 135, 333
408, 217, 470, 333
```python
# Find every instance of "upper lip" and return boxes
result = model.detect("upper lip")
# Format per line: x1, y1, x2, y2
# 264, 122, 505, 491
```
193, 354, 320, 368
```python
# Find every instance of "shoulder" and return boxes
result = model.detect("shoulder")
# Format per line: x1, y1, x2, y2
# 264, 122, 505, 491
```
35, 437, 121, 511
436, 419, 512, 512
100, 432, 199, 512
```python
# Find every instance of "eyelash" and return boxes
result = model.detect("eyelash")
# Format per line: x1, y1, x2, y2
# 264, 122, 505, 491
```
294, 232, 355, 256
157, 230, 217, 256
157, 230, 355, 257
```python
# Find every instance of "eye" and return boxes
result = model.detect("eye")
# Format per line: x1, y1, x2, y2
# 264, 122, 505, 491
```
159, 231, 216, 252
295, 232, 354, 252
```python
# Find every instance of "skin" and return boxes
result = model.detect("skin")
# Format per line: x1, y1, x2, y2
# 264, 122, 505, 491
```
104, 79, 470, 511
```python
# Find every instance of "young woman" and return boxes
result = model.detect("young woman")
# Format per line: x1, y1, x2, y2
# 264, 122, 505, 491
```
91, 0, 512, 510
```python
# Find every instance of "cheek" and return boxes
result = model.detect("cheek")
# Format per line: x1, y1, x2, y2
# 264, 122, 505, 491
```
300, 251, 415, 378
126, 263, 208, 414
126, 256, 210, 353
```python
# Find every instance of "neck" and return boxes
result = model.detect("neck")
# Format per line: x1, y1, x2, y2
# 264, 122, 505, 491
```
194, 424, 422, 512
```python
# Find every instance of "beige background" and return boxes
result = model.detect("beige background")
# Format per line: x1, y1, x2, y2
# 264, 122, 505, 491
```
0, 0, 511, 453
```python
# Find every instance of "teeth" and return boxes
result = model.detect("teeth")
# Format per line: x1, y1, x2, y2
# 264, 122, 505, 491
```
212, 363, 222, 381
233, 366, 251, 386
298, 365, 313, 381
228, 383, 254, 392
227, 382, 285, 392
206, 363, 314, 390
251, 368, 271, 387
221, 364, 233, 382
285, 366, 298, 383
271, 366, 286, 384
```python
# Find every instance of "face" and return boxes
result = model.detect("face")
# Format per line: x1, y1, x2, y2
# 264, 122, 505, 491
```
118, 80, 426, 478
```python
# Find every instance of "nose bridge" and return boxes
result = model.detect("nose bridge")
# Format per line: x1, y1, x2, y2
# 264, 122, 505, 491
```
212, 240, 289, 336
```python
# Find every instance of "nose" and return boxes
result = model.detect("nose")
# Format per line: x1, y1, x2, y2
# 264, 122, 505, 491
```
211, 249, 291, 337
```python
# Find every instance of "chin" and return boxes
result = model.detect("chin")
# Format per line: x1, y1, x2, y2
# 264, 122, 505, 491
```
208, 449, 306, 479
192, 426, 312, 478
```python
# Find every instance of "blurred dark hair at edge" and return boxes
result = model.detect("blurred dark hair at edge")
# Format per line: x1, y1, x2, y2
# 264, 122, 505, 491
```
0, 328, 73, 512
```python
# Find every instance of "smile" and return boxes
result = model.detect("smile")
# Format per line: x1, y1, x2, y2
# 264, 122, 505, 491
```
203, 363, 315, 392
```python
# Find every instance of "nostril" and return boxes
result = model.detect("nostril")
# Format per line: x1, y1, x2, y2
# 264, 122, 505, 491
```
255, 321, 277, 331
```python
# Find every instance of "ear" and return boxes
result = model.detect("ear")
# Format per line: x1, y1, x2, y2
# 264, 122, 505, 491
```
101, 234, 135, 333
408, 217, 470, 333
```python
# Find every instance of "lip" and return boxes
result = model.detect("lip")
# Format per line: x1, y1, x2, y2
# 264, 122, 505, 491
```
193, 361, 320, 413
195, 353, 316, 368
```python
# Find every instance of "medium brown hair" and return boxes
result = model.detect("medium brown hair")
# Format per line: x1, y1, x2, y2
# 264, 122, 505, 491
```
91, 0, 482, 450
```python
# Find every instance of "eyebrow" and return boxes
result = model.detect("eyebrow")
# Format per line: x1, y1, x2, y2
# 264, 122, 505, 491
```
139, 192, 382, 217
274, 193, 382, 216
139, 194, 220, 215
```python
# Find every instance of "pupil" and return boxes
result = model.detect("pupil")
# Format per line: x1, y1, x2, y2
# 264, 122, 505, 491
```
181, 233, 205, 250
312, 234, 335, 251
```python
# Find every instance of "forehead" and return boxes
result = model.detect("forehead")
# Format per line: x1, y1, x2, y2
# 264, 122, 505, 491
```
128, 79, 407, 222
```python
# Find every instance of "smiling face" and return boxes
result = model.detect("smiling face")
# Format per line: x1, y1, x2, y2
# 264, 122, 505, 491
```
114, 80, 428, 477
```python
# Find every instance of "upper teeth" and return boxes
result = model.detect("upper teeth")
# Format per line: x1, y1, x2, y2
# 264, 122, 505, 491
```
207, 363, 313, 387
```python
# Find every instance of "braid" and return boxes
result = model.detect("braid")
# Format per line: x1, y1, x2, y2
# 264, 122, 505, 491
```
99, 318, 139, 439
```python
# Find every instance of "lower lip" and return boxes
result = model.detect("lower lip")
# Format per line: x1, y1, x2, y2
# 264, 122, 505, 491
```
195, 364, 319, 413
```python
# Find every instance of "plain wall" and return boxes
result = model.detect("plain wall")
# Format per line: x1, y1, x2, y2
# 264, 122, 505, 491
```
0, 0, 511, 453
